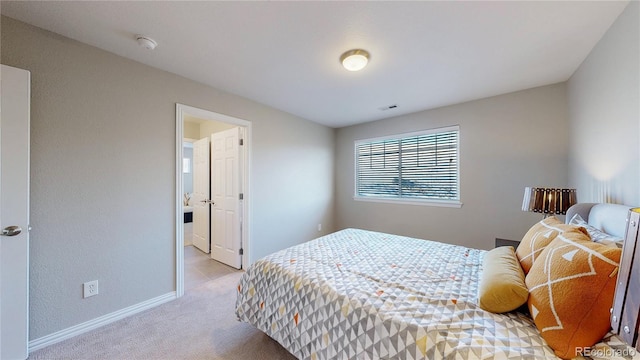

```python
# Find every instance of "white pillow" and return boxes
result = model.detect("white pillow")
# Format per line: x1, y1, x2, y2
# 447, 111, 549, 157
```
568, 213, 623, 247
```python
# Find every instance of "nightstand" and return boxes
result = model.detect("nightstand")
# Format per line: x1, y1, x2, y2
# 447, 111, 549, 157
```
495, 238, 520, 248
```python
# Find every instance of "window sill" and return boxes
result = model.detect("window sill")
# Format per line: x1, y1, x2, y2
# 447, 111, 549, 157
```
353, 196, 463, 208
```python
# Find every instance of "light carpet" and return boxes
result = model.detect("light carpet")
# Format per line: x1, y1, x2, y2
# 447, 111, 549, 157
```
29, 272, 297, 360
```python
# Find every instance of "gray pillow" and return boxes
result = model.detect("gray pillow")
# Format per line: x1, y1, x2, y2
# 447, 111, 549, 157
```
568, 213, 623, 247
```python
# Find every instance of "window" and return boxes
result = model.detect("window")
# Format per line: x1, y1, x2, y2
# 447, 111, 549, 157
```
183, 158, 191, 173
354, 125, 460, 206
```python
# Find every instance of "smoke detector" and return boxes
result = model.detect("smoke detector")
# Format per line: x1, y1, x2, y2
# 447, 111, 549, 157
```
136, 35, 158, 50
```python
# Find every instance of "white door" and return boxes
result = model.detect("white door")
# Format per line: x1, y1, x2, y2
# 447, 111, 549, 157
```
210, 128, 242, 269
192, 137, 210, 253
1, 65, 30, 359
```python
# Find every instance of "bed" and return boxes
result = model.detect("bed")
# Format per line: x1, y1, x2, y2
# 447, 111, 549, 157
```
236, 203, 640, 359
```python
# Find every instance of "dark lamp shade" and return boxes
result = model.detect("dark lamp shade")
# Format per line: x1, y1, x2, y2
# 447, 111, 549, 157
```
522, 187, 577, 215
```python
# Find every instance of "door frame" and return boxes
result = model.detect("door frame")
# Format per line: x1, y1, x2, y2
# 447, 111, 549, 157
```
175, 103, 251, 297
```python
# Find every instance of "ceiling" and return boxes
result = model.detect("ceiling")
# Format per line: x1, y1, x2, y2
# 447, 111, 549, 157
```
0, 1, 629, 128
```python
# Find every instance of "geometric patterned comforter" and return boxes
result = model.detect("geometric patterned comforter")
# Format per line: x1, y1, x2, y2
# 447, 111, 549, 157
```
235, 229, 638, 360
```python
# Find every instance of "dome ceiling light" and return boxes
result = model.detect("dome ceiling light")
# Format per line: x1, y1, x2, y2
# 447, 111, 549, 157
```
340, 49, 370, 72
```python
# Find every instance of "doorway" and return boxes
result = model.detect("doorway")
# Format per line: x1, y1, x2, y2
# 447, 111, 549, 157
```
175, 104, 251, 298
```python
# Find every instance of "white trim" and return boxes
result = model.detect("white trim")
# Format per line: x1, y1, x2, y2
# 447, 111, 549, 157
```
176, 107, 185, 297
28, 292, 176, 352
353, 196, 463, 208
175, 104, 252, 298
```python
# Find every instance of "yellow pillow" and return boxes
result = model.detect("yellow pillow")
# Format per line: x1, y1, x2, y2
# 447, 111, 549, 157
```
516, 216, 582, 274
525, 229, 621, 359
478, 246, 528, 313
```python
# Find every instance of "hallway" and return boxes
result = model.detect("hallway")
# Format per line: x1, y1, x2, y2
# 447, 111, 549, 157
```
184, 245, 241, 291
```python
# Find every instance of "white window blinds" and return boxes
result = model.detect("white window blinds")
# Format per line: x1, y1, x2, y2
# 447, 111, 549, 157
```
355, 126, 459, 202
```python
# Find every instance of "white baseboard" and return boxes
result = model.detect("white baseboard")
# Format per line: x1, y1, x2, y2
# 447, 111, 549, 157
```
29, 291, 177, 352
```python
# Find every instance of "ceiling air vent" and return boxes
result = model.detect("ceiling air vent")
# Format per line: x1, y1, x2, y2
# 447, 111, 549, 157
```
378, 104, 398, 111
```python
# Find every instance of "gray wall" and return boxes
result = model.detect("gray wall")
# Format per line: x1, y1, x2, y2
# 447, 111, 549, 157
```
335, 84, 570, 250
568, 1, 640, 207
1, 17, 335, 340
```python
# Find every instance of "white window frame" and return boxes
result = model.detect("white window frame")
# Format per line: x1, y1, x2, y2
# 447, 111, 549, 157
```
353, 125, 462, 208
182, 158, 191, 173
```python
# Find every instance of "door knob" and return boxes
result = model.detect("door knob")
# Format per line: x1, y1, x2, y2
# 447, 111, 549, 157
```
200, 199, 215, 205
1, 226, 22, 236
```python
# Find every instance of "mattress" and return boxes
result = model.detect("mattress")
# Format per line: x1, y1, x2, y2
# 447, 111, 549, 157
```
235, 228, 638, 360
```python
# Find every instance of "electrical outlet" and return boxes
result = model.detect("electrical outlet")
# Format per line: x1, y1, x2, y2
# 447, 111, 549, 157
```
83, 280, 98, 298
317, 223, 322, 232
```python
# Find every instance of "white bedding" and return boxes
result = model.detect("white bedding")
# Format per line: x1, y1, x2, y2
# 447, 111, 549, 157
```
235, 228, 639, 360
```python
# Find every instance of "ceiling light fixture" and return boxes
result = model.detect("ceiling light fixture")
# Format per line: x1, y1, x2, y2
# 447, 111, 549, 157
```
136, 35, 158, 50
340, 49, 370, 72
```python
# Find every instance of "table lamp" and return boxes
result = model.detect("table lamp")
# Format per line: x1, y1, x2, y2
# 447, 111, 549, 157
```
522, 187, 577, 218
